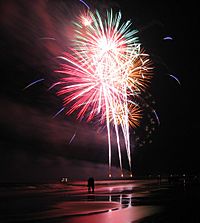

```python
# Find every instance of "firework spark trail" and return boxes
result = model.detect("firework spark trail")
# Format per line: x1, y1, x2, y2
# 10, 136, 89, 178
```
163, 36, 173, 41
153, 109, 160, 126
52, 107, 65, 119
79, 0, 90, 9
169, 74, 181, 85
54, 9, 153, 175
40, 37, 56, 41
23, 78, 44, 90
69, 132, 76, 144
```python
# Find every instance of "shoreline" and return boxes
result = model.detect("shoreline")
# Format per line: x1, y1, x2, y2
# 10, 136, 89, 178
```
1, 179, 200, 222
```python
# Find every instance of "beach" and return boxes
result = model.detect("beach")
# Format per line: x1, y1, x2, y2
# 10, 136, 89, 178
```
0, 178, 200, 222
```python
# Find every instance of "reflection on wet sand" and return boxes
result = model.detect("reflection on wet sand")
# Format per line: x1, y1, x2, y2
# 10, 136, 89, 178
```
1, 178, 199, 222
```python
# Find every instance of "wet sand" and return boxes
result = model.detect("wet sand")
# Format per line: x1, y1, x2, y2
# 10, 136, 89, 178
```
0, 179, 200, 222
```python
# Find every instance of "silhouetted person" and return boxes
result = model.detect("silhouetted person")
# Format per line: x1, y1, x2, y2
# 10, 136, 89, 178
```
157, 174, 161, 185
87, 177, 95, 192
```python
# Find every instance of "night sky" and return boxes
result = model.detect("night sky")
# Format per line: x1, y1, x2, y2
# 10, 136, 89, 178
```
0, 0, 199, 182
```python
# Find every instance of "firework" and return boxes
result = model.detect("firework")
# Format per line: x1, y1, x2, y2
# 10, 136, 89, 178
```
23, 78, 44, 90
54, 9, 153, 175
52, 107, 65, 119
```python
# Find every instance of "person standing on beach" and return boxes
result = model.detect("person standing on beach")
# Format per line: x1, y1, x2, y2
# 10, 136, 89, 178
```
87, 177, 95, 193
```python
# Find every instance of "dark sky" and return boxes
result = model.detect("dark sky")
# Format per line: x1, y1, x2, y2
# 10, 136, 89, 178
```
0, 0, 199, 182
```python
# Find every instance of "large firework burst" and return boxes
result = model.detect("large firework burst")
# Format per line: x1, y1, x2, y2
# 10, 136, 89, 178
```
54, 9, 153, 176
